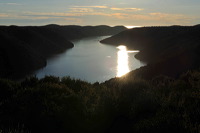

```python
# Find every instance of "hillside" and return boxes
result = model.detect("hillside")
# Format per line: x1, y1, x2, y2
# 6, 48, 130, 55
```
100, 25, 200, 78
43, 24, 127, 40
0, 25, 199, 133
0, 25, 126, 79
0, 70, 199, 133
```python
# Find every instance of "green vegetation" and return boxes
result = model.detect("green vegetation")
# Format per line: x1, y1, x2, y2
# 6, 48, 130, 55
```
0, 69, 200, 133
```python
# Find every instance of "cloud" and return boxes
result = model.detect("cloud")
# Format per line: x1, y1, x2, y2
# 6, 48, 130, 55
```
23, 11, 112, 18
115, 12, 195, 25
87, 12, 111, 17
30, 16, 58, 20
0, 13, 9, 17
7, 3, 22, 5
24, 12, 83, 17
0, 13, 25, 19
64, 18, 82, 23
72, 6, 108, 9
18, 11, 128, 21
69, 8, 94, 13
0, 12, 68, 20
68, 6, 108, 13
0, 3, 22, 6
0, 12, 83, 25
119, 2, 128, 5
148, 12, 193, 24
70, 6, 143, 12
0, 9, 196, 26
110, 8, 144, 12
110, 13, 128, 19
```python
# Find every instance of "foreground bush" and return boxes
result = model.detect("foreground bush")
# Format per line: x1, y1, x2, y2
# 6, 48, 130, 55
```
0, 71, 200, 133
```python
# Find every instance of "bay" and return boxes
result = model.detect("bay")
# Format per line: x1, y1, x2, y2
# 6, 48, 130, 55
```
35, 36, 144, 83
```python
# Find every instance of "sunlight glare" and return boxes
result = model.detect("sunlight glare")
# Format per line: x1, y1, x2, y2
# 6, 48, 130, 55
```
125, 26, 141, 29
116, 45, 139, 77
116, 45, 130, 77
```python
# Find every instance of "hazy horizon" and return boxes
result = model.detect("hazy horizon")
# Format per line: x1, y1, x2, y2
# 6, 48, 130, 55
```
0, 0, 200, 26
0, 23, 140, 28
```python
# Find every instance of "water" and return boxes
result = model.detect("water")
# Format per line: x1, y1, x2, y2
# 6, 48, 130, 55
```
35, 36, 144, 83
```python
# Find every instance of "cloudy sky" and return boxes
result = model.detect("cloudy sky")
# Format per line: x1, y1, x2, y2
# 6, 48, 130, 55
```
0, 0, 200, 26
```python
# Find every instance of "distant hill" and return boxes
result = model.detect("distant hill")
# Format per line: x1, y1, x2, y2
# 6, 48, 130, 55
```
0, 25, 126, 79
100, 25, 200, 78
0, 25, 199, 133
43, 25, 127, 40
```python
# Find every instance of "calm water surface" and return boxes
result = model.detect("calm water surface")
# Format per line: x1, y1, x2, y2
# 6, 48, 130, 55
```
35, 36, 144, 83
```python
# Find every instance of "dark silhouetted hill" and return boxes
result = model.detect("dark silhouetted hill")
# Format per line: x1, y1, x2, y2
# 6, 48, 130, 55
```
0, 25, 126, 79
0, 25, 199, 133
43, 24, 126, 40
100, 25, 200, 78
0, 71, 200, 133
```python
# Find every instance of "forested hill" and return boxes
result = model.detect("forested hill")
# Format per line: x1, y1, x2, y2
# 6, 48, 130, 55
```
101, 25, 200, 78
0, 25, 199, 133
43, 24, 127, 40
0, 25, 126, 79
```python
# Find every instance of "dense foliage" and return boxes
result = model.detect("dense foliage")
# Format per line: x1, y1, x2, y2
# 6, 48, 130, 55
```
0, 69, 200, 133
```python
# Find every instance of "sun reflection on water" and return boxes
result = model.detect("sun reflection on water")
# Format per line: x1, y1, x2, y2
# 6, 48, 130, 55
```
117, 45, 139, 77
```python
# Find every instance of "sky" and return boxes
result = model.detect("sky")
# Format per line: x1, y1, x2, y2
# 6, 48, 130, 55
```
0, 0, 200, 26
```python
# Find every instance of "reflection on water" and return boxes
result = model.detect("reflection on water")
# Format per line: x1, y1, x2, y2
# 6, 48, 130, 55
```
34, 36, 144, 83
117, 45, 139, 77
